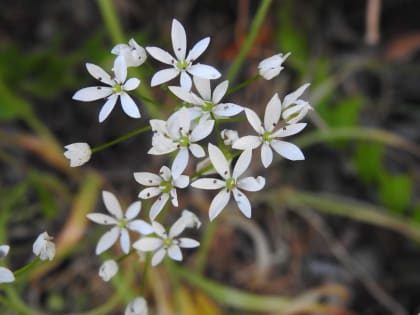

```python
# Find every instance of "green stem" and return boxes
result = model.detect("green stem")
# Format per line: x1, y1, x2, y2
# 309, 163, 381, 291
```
3, 286, 45, 315
14, 258, 41, 278
226, 74, 260, 95
91, 125, 151, 153
226, 0, 272, 82
140, 254, 151, 295
96, 0, 125, 43
194, 220, 218, 274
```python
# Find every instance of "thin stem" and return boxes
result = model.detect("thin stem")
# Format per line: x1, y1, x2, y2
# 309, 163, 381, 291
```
96, 0, 125, 43
91, 125, 151, 153
226, 74, 260, 95
194, 220, 218, 274
140, 254, 151, 295
226, 0, 272, 82
14, 258, 41, 278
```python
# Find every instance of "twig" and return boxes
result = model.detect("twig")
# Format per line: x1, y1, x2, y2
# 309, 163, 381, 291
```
365, 0, 382, 45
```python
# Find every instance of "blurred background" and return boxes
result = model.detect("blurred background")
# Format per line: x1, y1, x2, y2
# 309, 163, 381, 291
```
1, 0, 420, 314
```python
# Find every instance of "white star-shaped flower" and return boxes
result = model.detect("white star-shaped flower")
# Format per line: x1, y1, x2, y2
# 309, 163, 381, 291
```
258, 52, 291, 80
168, 76, 243, 120
111, 38, 147, 67
146, 19, 221, 91
125, 297, 148, 315
73, 56, 141, 122
33, 232, 55, 261
133, 220, 199, 266
233, 92, 308, 168
64, 142, 91, 167
148, 107, 214, 177
0, 245, 15, 283
134, 165, 189, 220
191, 143, 265, 220
87, 191, 153, 255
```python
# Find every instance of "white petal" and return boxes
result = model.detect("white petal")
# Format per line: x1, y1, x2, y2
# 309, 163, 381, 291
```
0, 267, 15, 283
168, 86, 197, 103
212, 80, 229, 104
152, 221, 167, 238
213, 103, 243, 117
190, 119, 214, 142
264, 93, 282, 131
138, 187, 161, 199
193, 76, 211, 100
134, 172, 162, 186
169, 218, 186, 238
171, 19, 187, 60
111, 43, 128, 55
96, 227, 120, 255
72, 86, 112, 102
99, 259, 118, 282
102, 191, 123, 219
127, 220, 153, 235
159, 165, 172, 181
283, 83, 310, 108
151, 68, 179, 86
271, 140, 305, 161
209, 189, 230, 221
233, 135, 262, 150
191, 178, 225, 190
120, 93, 141, 118
87, 213, 118, 225
173, 175, 189, 188
151, 248, 166, 266
168, 245, 183, 261
180, 71, 192, 91
149, 193, 170, 220
120, 228, 130, 254
271, 123, 307, 138
113, 56, 127, 83
179, 238, 200, 248
208, 143, 230, 179
232, 149, 252, 178
244, 108, 264, 134
261, 143, 273, 168
86, 63, 113, 85
146, 46, 176, 65
149, 119, 168, 134
123, 78, 140, 91
170, 188, 178, 207
171, 148, 189, 178
0, 245, 9, 258
188, 64, 221, 80
167, 107, 190, 138
125, 201, 141, 220
237, 176, 265, 192
133, 237, 162, 252
99, 94, 118, 123
233, 189, 251, 218
187, 37, 210, 61
189, 143, 205, 158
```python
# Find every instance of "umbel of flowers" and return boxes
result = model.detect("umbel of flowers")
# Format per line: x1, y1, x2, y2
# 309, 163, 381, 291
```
67, 18, 312, 313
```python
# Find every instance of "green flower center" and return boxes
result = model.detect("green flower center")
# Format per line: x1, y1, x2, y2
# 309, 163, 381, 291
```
113, 83, 124, 94
176, 60, 189, 70
163, 237, 173, 248
179, 135, 189, 147
202, 101, 214, 112
159, 180, 172, 194
262, 131, 273, 143
118, 219, 127, 228
226, 177, 236, 191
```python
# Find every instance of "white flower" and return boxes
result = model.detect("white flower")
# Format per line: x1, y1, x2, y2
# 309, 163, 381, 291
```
64, 142, 91, 167
220, 129, 239, 146
99, 259, 119, 282
179, 209, 202, 229
134, 165, 189, 220
148, 107, 214, 177
125, 297, 148, 315
72, 56, 141, 122
168, 77, 242, 120
33, 232, 55, 261
0, 245, 15, 283
233, 93, 308, 168
87, 191, 153, 255
191, 143, 265, 220
111, 38, 147, 67
133, 220, 199, 266
258, 52, 291, 80
146, 19, 221, 91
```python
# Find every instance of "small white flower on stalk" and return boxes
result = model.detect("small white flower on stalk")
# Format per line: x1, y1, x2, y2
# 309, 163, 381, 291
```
191, 143, 265, 220
169, 77, 243, 120
258, 52, 291, 80
233, 92, 308, 168
146, 19, 221, 91
64, 142, 91, 167
134, 165, 189, 220
133, 220, 199, 266
0, 245, 15, 283
99, 259, 118, 282
87, 191, 153, 255
33, 232, 55, 261
111, 38, 147, 67
72, 57, 141, 122
220, 129, 239, 146
125, 296, 148, 315
148, 107, 214, 177
178, 209, 202, 229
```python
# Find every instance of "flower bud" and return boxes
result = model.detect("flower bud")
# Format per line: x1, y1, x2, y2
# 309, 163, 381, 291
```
180, 209, 202, 229
220, 129, 238, 146
33, 232, 55, 261
258, 52, 291, 80
111, 38, 147, 67
99, 259, 118, 282
125, 297, 148, 315
64, 142, 91, 167
282, 99, 312, 124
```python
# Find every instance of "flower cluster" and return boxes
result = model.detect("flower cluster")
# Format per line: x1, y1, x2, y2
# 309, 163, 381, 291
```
68, 18, 312, 314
